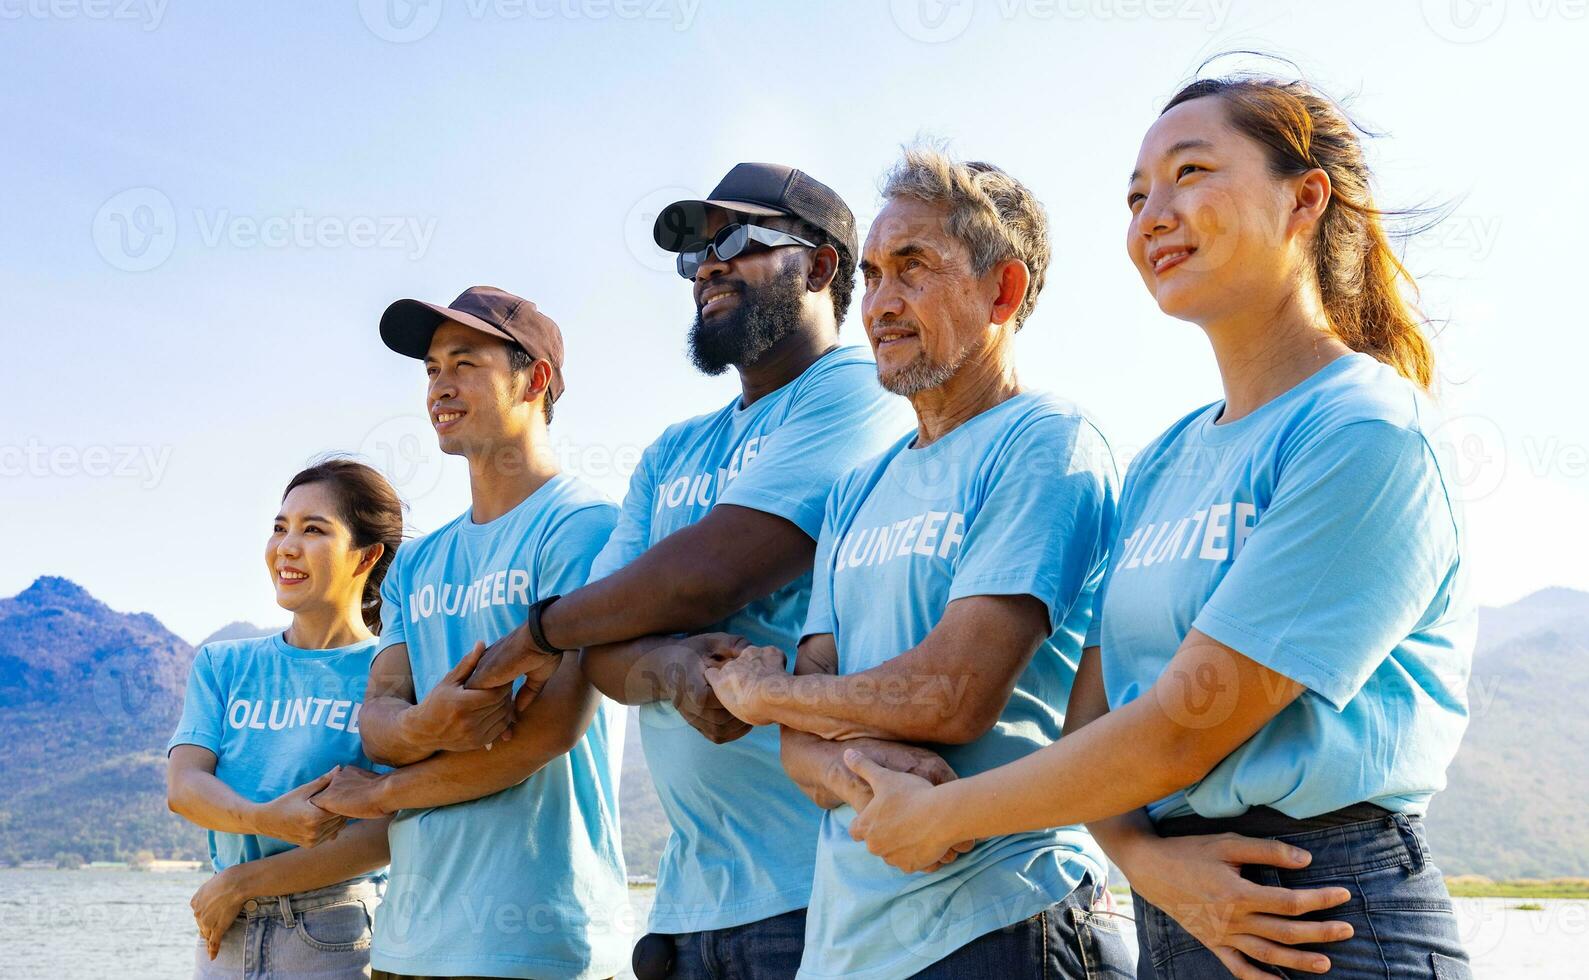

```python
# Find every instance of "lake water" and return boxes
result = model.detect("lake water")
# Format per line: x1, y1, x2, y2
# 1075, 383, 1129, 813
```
2, 869, 1583, 978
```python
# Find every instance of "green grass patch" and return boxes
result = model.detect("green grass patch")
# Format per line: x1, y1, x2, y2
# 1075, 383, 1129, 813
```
1445, 876, 1589, 900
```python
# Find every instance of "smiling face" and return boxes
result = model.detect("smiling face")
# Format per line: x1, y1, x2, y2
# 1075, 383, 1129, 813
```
686, 208, 815, 375
266, 481, 373, 617
860, 196, 1005, 396
423, 321, 539, 458
1126, 96, 1310, 327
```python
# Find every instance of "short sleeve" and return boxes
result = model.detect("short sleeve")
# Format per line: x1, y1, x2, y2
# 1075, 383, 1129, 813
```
376, 547, 408, 655
588, 439, 661, 582
167, 648, 225, 756
538, 503, 621, 597
1192, 421, 1458, 710
947, 417, 1118, 633
800, 489, 846, 642
718, 357, 909, 538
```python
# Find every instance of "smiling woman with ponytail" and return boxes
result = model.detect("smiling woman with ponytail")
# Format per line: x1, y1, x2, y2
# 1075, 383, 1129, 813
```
837, 70, 1476, 979
166, 457, 406, 978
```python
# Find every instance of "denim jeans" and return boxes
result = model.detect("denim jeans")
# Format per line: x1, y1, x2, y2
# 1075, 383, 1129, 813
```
665, 907, 807, 980
195, 879, 380, 979
1133, 813, 1473, 979
908, 876, 1136, 980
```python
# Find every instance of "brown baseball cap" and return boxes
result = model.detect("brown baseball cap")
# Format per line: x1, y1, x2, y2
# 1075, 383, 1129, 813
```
380, 286, 565, 403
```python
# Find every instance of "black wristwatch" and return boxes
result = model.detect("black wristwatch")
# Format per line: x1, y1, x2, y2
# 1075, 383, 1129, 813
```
525, 594, 566, 654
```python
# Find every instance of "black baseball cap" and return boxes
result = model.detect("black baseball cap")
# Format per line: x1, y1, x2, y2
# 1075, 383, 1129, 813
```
380, 286, 566, 403
653, 162, 857, 259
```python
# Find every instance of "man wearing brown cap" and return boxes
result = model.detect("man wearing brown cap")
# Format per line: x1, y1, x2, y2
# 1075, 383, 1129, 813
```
311, 286, 629, 980
462, 165, 915, 979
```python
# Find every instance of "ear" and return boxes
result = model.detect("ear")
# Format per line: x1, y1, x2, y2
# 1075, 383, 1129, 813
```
520, 359, 553, 408
1288, 168, 1332, 239
806, 242, 839, 294
988, 258, 1031, 328
355, 542, 384, 576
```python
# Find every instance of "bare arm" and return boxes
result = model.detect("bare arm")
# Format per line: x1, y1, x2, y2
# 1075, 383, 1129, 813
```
189, 817, 390, 960
1064, 646, 1353, 980
580, 632, 751, 743
843, 629, 1307, 870
359, 642, 515, 767
711, 593, 1051, 745
316, 654, 600, 816
468, 506, 814, 689
166, 745, 344, 848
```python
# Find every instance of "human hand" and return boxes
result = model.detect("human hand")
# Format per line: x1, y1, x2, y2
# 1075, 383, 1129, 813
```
702, 644, 788, 728
190, 867, 247, 960
1119, 832, 1354, 978
254, 768, 346, 848
308, 765, 389, 820
408, 642, 515, 752
843, 750, 963, 874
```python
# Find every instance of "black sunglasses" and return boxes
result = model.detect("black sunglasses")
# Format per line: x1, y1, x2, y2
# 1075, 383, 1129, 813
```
676, 223, 816, 280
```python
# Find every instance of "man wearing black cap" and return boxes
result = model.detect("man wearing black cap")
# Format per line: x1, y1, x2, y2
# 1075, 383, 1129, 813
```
311, 286, 629, 980
463, 164, 916, 979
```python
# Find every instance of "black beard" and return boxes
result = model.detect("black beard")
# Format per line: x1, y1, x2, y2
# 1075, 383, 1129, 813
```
687, 262, 805, 376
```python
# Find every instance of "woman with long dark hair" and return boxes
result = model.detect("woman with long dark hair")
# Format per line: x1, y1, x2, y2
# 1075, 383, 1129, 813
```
840, 73, 1475, 979
167, 457, 405, 978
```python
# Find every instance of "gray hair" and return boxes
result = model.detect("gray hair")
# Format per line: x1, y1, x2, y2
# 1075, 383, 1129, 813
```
880, 145, 1050, 329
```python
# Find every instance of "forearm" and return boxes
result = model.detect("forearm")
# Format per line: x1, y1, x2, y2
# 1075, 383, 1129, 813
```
755, 667, 974, 743
169, 770, 268, 836
542, 560, 736, 653
374, 682, 598, 812
928, 695, 1203, 842
358, 697, 436, 767
780, 726, 852, 809
541, 507, 812, 650
579, 635, 681, 705
225, 818, 391, 897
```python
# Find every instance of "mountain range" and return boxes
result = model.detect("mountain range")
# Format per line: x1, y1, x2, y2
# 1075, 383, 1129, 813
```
0, 576, 1583, 878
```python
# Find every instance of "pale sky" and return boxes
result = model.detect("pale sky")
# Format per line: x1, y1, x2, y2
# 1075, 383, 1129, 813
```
2, 0, 1583, 643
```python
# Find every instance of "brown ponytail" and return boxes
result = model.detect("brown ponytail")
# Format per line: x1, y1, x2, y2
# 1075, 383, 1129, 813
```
1164, 75, 1436, 390
283, 457, 406, 632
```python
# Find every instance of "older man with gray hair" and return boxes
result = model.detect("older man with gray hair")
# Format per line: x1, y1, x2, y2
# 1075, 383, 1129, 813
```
705, 146, 1134, 979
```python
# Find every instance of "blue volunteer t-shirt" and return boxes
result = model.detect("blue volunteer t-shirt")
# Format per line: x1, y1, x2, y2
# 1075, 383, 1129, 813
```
371, 474, 627, 980
1090, 353, 1474, 822
168, 633, 383, 878
587, 345, 913, 934
797, 391, 1119, 980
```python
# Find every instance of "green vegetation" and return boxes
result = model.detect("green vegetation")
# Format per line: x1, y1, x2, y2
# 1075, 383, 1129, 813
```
1445, 876, 1589, 900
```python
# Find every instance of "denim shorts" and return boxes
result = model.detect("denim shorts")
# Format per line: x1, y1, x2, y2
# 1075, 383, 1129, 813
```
1133, 812, 1473, 980
194, 878, 381, 980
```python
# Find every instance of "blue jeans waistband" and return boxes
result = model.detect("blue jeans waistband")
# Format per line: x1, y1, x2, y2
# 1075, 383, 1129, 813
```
238, 879, 381, 923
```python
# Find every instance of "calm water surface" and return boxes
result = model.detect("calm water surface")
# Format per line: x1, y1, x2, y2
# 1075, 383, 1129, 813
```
1, 870, 1581, 978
